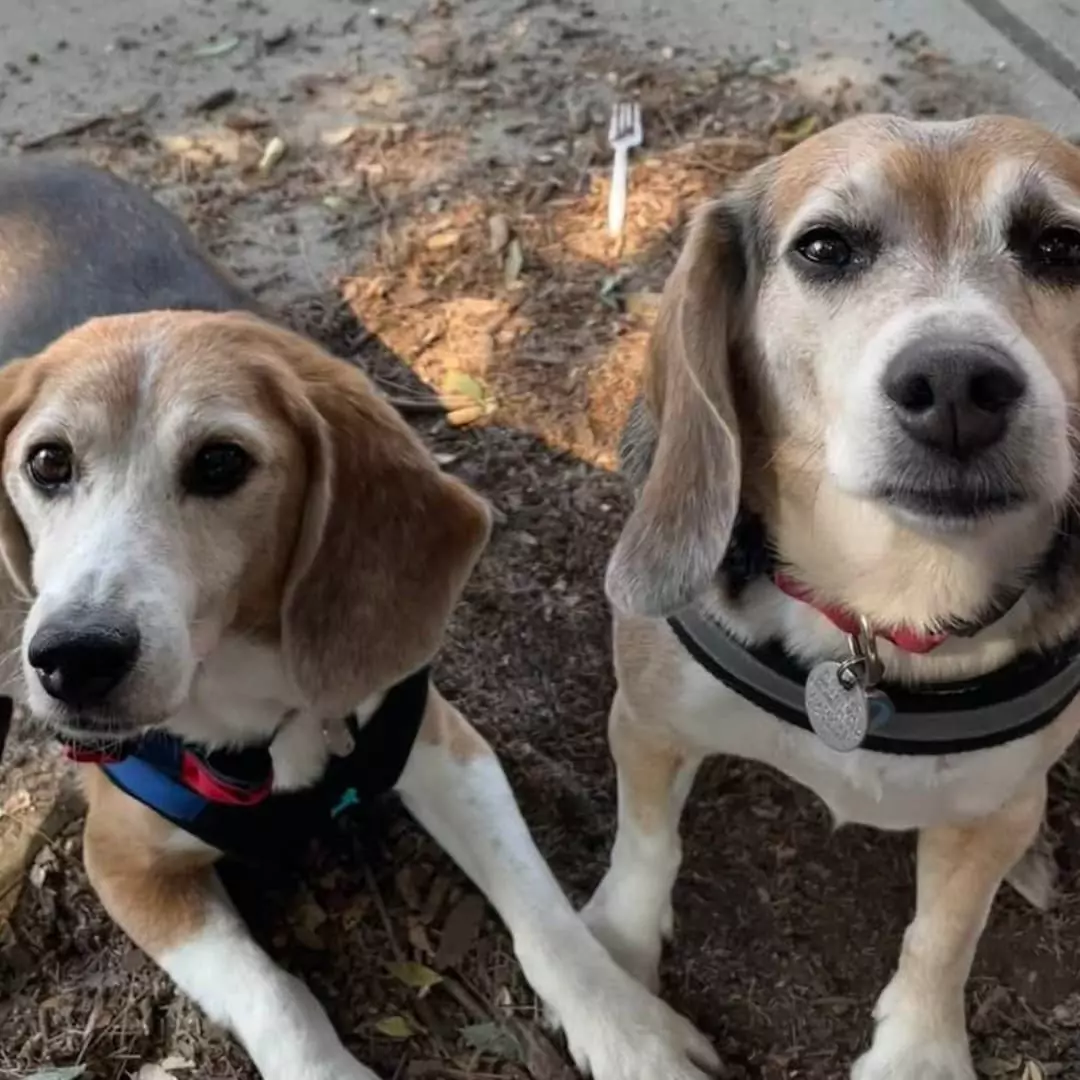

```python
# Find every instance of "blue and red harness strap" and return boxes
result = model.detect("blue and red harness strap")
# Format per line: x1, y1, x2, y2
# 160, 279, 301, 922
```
64, 666, 431, 859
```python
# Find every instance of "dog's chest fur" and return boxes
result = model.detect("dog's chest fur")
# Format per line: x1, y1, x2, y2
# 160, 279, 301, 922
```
163, 636, 384, 794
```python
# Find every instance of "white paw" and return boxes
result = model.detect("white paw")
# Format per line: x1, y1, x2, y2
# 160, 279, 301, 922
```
547, 974, 719, 1080
580, 893, 664, 993
852, 1010, 974, 1080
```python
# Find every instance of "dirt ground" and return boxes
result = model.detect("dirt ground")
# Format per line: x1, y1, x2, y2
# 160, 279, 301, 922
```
2, 1, 1080, 1078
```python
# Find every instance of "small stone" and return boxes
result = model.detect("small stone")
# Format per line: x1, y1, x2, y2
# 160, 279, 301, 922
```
263, 24, 293, 49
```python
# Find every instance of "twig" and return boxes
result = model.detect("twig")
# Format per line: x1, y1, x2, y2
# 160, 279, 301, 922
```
438, 974, 490, 1023
363, 863, 406, 964
20, 114, 111, 149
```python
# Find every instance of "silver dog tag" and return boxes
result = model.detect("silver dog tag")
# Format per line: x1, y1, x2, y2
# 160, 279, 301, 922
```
805, 660, 870, 752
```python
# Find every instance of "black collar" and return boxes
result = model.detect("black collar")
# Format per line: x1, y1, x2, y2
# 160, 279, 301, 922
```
671, 512, 1080, 756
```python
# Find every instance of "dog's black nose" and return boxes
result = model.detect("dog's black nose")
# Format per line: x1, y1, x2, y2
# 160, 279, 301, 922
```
29, 618, 140, 707
883, 344, 1026, 460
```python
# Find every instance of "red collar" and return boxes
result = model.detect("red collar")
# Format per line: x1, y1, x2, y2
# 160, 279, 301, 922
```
773, 573, 947, 655
63, 740, 274, 807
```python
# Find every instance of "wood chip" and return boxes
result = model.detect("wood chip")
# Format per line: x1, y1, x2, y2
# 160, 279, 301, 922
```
488, 213, 511, 255
257, 135, 288, 174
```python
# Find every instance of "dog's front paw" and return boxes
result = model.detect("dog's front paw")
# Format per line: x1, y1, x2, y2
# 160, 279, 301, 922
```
852, 975, 974, 1080
547, 975, 719, 1080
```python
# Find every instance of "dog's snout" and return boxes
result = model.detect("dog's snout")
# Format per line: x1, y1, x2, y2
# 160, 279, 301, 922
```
29, 617, 140, 707
883, 345, 1026, 460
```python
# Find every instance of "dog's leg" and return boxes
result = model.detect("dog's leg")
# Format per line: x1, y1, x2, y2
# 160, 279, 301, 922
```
81, 768, 379, 1080
580, 692, 700, 990
396, 688, 719, 1080
852, 777, 1046, 1080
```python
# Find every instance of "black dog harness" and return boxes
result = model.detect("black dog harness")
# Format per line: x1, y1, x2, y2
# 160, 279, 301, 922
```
65, 667, 430, 859
670, 513, 1080, 756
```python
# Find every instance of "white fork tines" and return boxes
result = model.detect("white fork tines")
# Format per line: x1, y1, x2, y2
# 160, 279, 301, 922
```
607, 101, 643, 237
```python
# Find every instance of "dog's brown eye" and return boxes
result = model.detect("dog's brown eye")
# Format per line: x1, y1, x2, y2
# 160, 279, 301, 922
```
27, 443, 73, 490
1034, 226, 1080, 268
794, 228, 853, 267
183, 442, 255, 498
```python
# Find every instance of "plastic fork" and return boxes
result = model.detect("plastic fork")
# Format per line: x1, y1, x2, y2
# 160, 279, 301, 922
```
607, 101, 643, 237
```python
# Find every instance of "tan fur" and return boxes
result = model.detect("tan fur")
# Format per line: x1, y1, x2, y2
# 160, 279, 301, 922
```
605, 202, 746, 617
419, 685, 491, 763
608, 694, 687, 834
81, 764, 216, 956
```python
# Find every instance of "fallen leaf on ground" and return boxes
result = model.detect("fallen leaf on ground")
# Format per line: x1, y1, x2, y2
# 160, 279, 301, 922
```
434, 893, 486, 968
443, 372, 486, 402
386, 960, 443, 993
374, 1014, 419, 1039
460, 1020, 523, 1061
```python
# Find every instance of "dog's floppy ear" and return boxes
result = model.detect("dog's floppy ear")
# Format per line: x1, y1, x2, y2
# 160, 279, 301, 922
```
606, 189, 763, 617
0, 356, 43, 598
272, 332, 492, 715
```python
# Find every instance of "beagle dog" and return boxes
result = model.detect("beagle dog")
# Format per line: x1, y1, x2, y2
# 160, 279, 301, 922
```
583, 114, 1080, 1080
0, 162, 720, 1080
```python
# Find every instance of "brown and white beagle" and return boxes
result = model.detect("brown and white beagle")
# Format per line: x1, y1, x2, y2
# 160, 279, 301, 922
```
0, 162, 720, 1080
584, 114, 1080, 1080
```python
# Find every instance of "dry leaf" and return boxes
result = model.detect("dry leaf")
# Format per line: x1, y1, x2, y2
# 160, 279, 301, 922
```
443, 372, 486, 402
434, 893, 486, 969
374, 1014, 418, 1039
461, 1021, 522, 1060
426, 230, 461, 251
407, 919, 436, 956
25, 1070, 86, 1080
386, 961, 443, 993
1022, 1062, 1047, 1080
322, 125, 359, 148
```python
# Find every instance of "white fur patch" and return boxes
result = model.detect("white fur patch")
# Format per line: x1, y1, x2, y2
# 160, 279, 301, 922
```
395, 731, 720, 1080
162, 895, 378, 1080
